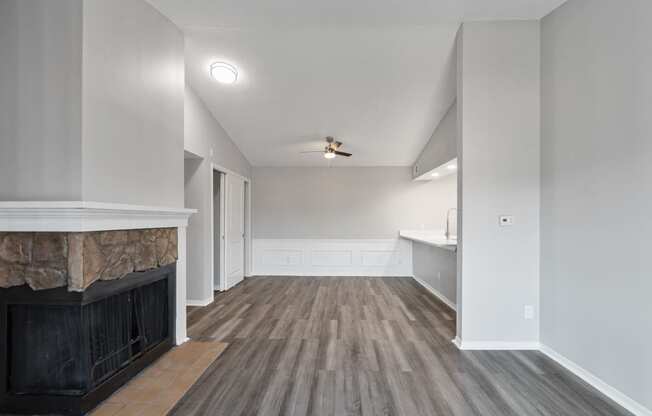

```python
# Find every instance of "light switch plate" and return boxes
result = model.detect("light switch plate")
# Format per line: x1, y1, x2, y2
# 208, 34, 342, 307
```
499, 215, 514, 226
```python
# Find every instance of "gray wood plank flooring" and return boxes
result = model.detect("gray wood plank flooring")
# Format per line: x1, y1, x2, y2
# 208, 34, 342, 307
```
170, 276, 631, 416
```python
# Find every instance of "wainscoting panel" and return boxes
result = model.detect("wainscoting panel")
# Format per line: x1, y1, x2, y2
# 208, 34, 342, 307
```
252, 239, 412, 277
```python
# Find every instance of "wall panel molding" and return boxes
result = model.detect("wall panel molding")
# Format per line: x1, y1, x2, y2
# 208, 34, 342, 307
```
252, 239, 412, 277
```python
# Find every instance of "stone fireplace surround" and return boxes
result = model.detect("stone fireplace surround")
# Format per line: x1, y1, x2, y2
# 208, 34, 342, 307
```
0, 228, 178, 292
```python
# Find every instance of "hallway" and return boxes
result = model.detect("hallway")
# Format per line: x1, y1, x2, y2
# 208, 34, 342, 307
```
172, 277, 629, 416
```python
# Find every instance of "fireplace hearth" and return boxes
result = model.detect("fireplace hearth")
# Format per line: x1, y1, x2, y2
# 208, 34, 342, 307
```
0, 264, 176, 416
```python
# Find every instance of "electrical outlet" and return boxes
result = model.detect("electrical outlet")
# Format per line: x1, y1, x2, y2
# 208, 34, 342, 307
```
524, 305, 534, 320
499, 215, 515, 226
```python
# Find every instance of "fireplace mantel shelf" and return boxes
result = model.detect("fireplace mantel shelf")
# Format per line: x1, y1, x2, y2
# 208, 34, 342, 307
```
0, 201, 196, 232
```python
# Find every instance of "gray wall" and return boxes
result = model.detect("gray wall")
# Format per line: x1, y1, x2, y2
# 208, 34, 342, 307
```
541, 0, 652, 409
413, 244, 457, 307
413, 102, 457, 178
457, 21, 540, 344
81, 0, 185, 207
184, 87, 252, 178
253, 167, 457, 239
0, 0, 83, 200
0, 0, 186, 207
184, 86, 252, 303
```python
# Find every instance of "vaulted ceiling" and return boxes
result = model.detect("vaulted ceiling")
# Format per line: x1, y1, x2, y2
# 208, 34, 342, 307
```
148, 0, 567, 166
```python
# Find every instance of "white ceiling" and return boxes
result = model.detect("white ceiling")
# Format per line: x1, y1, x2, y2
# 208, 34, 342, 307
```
148, 0, 567, 166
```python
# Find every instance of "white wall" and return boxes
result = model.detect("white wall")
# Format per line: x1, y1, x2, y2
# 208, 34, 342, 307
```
0, 0, 83, 201
457, 21, 540, 346
81, 0, 185, 208
413, 102, 457, 178
253, 167, 456, 239
541, 0, 652, 410
184, 86, 252, 303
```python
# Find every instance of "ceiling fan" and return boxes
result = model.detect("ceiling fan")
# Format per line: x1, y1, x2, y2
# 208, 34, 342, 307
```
301, 136, 352, 159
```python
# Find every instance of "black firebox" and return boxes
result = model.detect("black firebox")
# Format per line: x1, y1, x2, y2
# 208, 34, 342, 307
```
0, 264, 176, 416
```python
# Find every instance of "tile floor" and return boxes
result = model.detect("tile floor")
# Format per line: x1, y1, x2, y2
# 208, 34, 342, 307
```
90, 340, 228, 416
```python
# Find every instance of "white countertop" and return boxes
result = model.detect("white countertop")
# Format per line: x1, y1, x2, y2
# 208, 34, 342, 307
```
399, 230, 457, 252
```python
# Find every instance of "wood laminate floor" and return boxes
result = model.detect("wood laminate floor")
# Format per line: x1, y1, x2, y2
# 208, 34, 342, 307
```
170, 276, 631, 416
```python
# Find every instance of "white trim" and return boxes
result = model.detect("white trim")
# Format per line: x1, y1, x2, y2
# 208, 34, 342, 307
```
454, 340, 540, 351
540, 344, 652, 416
452, 336, 462, 349
186, 297, 214, 307
210, 162, 248, 183
252, 238, 412, 277
412, 275, 457, 311
0, 201, 196, 232
175, 226, 189, 345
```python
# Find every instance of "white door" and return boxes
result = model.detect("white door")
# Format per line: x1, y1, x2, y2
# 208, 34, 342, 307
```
225, 175, 245, 289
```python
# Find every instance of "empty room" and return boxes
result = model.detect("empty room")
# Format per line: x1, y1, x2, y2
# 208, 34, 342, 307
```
0, 0, 650, 415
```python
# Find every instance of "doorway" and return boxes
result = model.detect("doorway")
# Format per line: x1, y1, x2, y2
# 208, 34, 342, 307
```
211, 165, 251, 293
212, 169, 225, 291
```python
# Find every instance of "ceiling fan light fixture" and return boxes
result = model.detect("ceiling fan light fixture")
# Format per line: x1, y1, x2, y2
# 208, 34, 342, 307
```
210, 61, 238, 84
324, 151, 336, 159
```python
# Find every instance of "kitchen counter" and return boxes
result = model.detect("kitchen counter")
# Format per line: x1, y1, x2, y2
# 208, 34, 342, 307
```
399, 230, 457, 252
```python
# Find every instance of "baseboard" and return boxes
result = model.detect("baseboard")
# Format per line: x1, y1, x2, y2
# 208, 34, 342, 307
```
186, 297, 213, 307
539, 344, 652, 416
452, 336, 462, 349
412, 275, 456, 311
175, 336, 190, 346
454, 340, 540, 351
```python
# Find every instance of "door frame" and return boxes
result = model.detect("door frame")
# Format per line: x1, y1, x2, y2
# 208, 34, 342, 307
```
210, 163, 252, 292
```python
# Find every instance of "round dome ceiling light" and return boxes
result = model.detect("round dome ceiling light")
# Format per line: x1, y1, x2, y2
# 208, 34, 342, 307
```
210, 62, 238, 84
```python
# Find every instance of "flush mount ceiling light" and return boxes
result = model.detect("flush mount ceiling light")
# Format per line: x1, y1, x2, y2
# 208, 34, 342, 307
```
209, 61, 238, 84
324, 151, 336, 159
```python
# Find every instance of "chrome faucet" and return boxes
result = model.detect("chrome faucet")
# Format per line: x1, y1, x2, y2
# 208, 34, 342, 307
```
445, 208, 457, 240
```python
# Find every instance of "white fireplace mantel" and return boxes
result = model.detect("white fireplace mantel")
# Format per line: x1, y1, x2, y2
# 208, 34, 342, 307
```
0, 201, 196, 232
0, 201, 197, 345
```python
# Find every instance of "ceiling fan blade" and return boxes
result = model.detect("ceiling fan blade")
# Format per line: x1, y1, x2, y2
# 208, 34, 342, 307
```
334, 151, 352, 157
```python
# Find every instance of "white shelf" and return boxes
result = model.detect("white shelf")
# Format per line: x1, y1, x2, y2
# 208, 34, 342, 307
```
0, 201, 196, 232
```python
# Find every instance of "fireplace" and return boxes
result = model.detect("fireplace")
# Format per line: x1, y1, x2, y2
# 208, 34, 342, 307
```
0, 226, 185, 415
0, 265, 175, 415
0, 203, 195, 415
